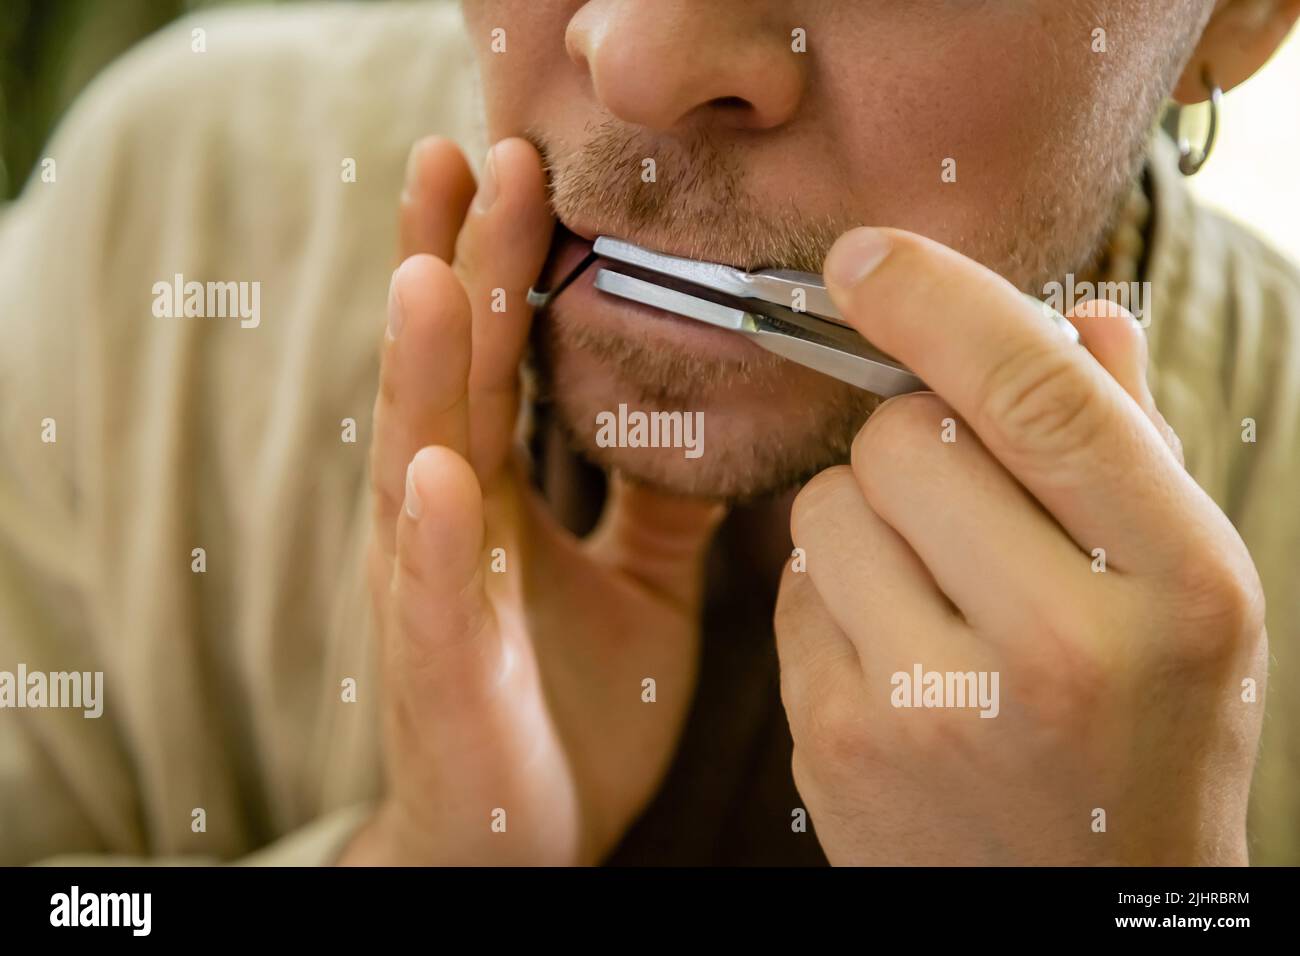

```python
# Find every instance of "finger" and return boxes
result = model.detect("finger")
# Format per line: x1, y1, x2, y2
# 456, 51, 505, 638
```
389, 446, 501, 720
849, 392, 1107, 637
452, 138, 555, 481
788, 465, 962, 668
583, 472, 727, 612
1068, 299, 1148, 406
370, 254, 472, 557
774, 560, 861, 724
398, 136, 477, 264
1069, 299, 1184, 466
823, 227, 1202, 575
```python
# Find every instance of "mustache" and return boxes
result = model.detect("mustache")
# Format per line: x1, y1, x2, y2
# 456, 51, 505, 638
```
527, 119, 851, 274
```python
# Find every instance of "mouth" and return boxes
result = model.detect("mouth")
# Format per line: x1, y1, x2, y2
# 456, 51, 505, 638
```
533, 222, 774, 364
535, 222, 598, 296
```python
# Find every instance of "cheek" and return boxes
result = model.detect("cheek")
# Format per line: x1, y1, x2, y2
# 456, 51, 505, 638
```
812, 6, 1154, 237
465, 0, 579, 137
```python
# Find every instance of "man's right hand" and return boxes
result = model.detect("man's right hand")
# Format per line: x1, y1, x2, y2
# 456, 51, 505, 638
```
337, 137, 725, 866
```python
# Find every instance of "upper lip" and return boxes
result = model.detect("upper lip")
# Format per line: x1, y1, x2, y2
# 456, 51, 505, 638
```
558, 218, 599, 244
555, 215, 746, 270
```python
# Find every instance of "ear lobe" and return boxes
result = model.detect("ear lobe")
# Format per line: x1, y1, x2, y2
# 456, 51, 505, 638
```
1172, 0, 1300, 103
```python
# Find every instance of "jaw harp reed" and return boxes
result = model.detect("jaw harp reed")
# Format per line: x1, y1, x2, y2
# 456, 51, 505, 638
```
528, 236, 1079, 397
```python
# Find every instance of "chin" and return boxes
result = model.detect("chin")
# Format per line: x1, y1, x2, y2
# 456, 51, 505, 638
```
531, 289, 879, 501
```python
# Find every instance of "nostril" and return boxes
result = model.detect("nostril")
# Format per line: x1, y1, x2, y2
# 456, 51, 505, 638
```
709, 96, 752, 112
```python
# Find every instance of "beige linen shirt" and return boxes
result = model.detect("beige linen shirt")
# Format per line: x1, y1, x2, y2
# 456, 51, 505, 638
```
1, 1, 1297, 865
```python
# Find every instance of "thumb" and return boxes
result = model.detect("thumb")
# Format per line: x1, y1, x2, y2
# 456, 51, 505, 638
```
584, 472, 728, 612
1069, 298, 1184, 466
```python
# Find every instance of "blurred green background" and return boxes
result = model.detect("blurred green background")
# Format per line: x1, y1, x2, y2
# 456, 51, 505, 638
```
0, 0, 289, 200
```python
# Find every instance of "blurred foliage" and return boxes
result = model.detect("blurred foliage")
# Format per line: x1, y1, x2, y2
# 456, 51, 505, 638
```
0, 0, 274, 199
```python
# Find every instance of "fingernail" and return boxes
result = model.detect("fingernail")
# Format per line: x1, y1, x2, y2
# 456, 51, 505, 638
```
404, 460, 422, 520
1132, 314, 1151, 370
386, 268, 403, 340
824, 227, 892, 289
402, 140, 424, 202
473, 145, 499, 214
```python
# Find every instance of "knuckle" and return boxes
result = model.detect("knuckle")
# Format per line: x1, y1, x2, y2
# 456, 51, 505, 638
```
775, 654, 807, 728
773, 569, 810, 636
392, 566, 495, 676
1010, 630, 1114, 730
773, 578, 838, 681
791, 465, 855, 543
1165, 546, 1266, 653
895, 707, 982, 766
851, 393, 951, 488
853, 392, 939, 455
790, 748, 817, 799
799, 691, 873, 768
977, 344, 1107, 464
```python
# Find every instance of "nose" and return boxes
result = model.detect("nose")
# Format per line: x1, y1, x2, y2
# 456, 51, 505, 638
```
565, 0, 806, 133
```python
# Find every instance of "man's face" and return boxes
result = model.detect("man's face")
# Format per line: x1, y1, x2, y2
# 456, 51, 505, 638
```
463, 0, 1209, 499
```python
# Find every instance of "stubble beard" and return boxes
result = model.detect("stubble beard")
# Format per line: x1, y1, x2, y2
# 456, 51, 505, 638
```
528, 117, 1153, 502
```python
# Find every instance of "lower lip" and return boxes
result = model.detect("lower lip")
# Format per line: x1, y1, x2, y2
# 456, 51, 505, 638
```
545, 234, 770, 362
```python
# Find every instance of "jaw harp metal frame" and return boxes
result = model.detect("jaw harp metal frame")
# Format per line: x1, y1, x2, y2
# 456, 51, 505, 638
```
529, 236, 1079, 398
